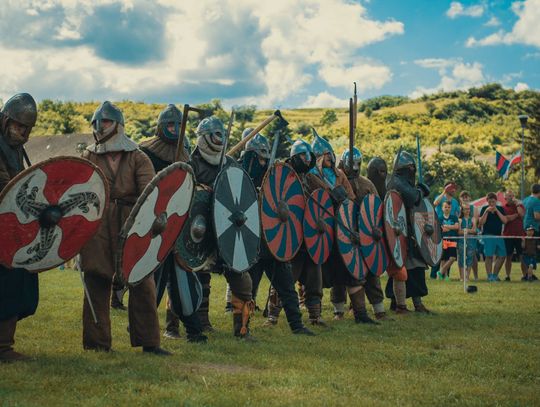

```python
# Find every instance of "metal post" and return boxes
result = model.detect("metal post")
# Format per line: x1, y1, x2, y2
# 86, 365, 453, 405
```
518, 115, 528, 200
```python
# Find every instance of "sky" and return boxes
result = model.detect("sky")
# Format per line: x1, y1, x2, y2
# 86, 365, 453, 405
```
0, 0, 538, 108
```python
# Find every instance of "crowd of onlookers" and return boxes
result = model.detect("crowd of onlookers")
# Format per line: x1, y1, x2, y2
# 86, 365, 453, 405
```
431, 183, 540, 282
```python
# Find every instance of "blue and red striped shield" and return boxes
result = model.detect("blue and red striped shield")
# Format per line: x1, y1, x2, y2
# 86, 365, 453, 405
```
303, 188, 334, 265
359, 193, 388, 276
336, 199, 364, 280
260, 163, 305, 262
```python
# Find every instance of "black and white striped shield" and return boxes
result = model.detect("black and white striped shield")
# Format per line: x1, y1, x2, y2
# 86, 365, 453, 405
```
213, 165, 260, 273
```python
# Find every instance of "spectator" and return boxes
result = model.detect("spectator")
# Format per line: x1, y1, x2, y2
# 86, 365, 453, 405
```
459, 190, 479, 280
438, 201, 459, 280
479, 192, 508, 281
523, 183, 540, 280
522, 225, 537, 282
431, 181, 460, 279
458, 204, 477, 282
502, 190, 525, 281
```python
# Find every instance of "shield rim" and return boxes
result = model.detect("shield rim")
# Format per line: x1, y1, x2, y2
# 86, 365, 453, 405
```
174, 185, 216, 272
259, 161, 305, 262
212, 164, 260, 273
383, 190, 408, 268
336, 198, 364, 280
0, 155, 110, 273
411, 197, 443, 267
358, 193, 389, 276
303, 188, 335, 265
119, 161, 195, 286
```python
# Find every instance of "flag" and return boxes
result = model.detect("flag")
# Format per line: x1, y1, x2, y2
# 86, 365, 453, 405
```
495, 151, 510, 179
509, 150, 522, 167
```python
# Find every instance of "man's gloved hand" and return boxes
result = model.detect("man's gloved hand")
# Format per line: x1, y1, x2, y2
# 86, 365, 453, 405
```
417, 182, 430, 198
330, 185, 348, 204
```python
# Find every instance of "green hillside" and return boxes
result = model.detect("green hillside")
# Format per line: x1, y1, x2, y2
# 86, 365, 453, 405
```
25, 83, 540, 199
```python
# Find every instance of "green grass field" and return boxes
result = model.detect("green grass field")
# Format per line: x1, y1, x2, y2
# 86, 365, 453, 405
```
1, 265, 539, 407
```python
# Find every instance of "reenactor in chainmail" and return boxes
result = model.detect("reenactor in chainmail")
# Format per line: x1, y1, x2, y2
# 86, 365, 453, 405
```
334, 148, 390, 322
385, 151, 433, 314
189, 116, 256, 340
139, 104, 206, 343
0, 93, 39, 362
240, 129, 314, 336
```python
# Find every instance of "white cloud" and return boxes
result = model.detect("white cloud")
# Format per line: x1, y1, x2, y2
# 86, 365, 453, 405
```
410, 61, 485, 99
414, 58, 459, 70
302, 92, 349, 108
466, 0, 540, 48
484, 16, 500, 27
318, 63, 392, 91
0, 0, 404, 108
446, 2, 485, 19
514, 82, 529, 92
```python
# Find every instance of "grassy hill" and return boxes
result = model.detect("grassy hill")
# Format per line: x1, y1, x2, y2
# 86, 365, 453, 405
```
25, 83, 539, 199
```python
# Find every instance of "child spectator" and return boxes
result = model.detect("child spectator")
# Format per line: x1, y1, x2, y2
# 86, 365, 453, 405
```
459, 190, 479, 280
479, 192, 508, 281
439, 201, 459, 280
431, 181, 460, 279
458, 204, 477, 282
522, 225, 537, 282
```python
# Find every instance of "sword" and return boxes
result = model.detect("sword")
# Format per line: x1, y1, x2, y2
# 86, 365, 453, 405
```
80, 270, 98, 324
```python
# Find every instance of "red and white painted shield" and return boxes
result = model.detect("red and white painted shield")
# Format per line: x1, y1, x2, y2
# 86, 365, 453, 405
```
0, 156, 108, 272
120, 162, 194, 285
384, 190, 408, 268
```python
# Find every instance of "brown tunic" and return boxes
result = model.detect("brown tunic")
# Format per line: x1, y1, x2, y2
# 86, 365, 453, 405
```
79, 149, 155, 277
79, 149, 160, 349
349, 175, 378, 202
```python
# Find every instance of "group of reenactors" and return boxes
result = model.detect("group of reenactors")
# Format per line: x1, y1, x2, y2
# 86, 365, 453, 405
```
0, 93, 437, 362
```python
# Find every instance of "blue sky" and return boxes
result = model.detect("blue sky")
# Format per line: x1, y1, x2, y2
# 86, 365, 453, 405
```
0, 0, 537, 108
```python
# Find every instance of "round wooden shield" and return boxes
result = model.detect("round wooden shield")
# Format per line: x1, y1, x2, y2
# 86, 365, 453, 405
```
120, 162, 194, 285
260, 162, 305, 261
358, 193, 388, 276
303, 188, 334, 265
336, 199, 364, 280
174, 186, 215, 271
213, 165, 260, 273
0, 156, 108, 272
383, 190, 408, 268
411, 197, 443, 266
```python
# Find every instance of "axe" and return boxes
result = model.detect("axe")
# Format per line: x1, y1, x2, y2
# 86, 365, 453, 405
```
227, 110, 288, 157
175, 104, 212, 162
268, 129, 281, 168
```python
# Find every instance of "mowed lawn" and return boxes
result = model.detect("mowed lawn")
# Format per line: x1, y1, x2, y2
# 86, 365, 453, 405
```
1, 265, 539, 407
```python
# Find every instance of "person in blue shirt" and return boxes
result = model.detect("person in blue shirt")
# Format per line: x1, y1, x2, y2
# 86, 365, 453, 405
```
523, 184, 540, 233
439, 201, 459, 280
479, 192, 508, 281
430, 181, 460, 279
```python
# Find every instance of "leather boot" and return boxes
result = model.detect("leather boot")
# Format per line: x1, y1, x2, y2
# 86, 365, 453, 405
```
232, 295, 256, 341
307, 303, 328, 327
263, 287, 281, 326
297, 282, 306, 310
111, 287, 127, 310
349, 289, 379, 325
0, 317, 29, 363
163, 308, 181, 339
392, 280, 409, 314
